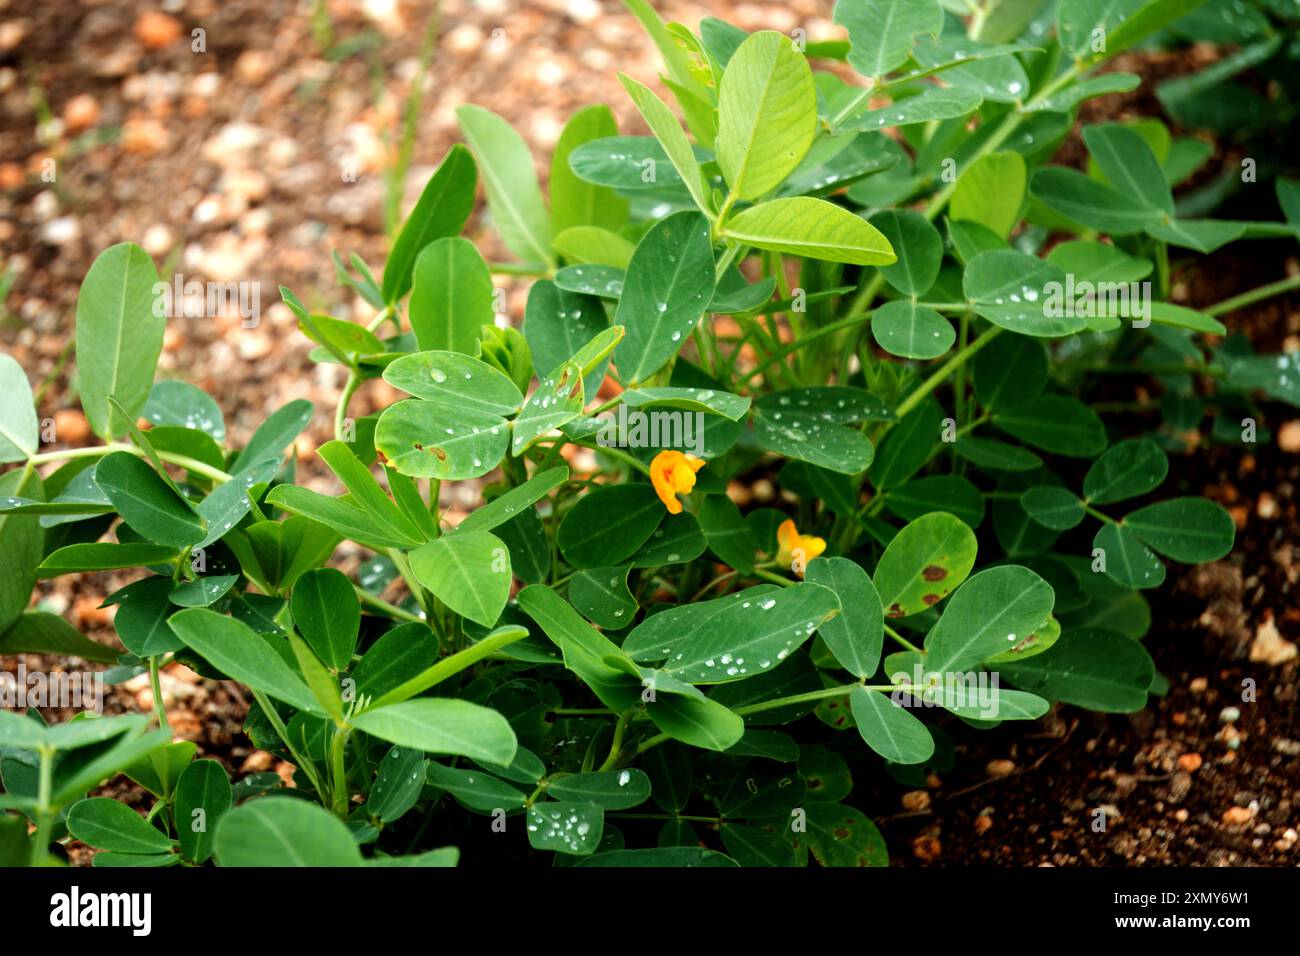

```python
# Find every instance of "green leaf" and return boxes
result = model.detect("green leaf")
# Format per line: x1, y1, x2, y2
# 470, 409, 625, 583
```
1145, 218, 1245, 253
954, 433, 1045, 472
1058, 0, 1145, 59
457, 466, 568, 535
991, 395, 1106, 456
964, 250, 1081, 337
845, 86, 982, 131
174, 759, 231, 863
1029, 167, 1163, 235
716, 31, 816, 200
351, 622, 440, 703
289, 568, 359, 671
0, 353, 38, 462
410, 530, 511, 628
620, 386, 750, 421
317, 440, 423, 545
1084, 438, 1167, 505
374, 400, 507, 481
455, 105, 551, 266
215, 798, 362, 867
524, 279, 611, 397
263, 485, 414, 551
95, 452, 204, 549
516, 584, 641, 711
1020, 486, 1085, 530
871, 301, 954, 360
972, 332, 1048, 410
383, 350, 523, 417
168, 608, 323, 714
995, 629, 1154, 713
806, 557, 883, 679
1147, 302, 1226, 335
1045, 239, 1152, 284
510, 361, 587, 456
883, 475, 986, 528
1084, 123, 1172, 213
568, 136, 703, 192
723, 197, 896, 265
75, 243, 163, 440
553, 230, 636, 271
1026, 73, 1141, 113
297, 312, 384, 365
37, 542, 177, 577
551, 105, 628, 235
872, 512, 978, 619
1094, 522, 1166, 589
231, 399, 312, 472
408, 237, 494, 354
935, 686, 1051, 721
643, 687, 745, 751
850, 686, 934, 764
646, 582, 841, 684
0, 466, 42, 632
365, 746, 426, 824
382, 144, 477, 304
570, 567, 638, 629
697, 495, 756, 573
951, 151, 1026, 239
1123, 497, 1235, 563
558, 483, 664, 568
614, 211, 714, 385
617, 75, 712, 213
804, 802, 889, 867
527, 801, 604, 855
352, 699, 517, 766
425, 760, 526, 812
547, 769, 651, 810
67, 797, 173, 854
833, 0, 944, 79
923, 565, 1055, 672
870, 209, 943, 296
0, 611, 119, 663
752, 408, 874, 474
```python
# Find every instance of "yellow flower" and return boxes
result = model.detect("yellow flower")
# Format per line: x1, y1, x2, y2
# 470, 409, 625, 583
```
650, 450, 706, 515
776, 519, 826, 573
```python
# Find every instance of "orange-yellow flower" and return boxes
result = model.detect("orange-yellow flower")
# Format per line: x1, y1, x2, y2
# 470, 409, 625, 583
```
650, 450, 706, 515
776, 519, 826, 573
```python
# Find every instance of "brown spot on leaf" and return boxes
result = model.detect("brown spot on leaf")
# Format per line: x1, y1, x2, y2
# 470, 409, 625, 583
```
834, 827, 851, 838
922, 593, 941, 606
887, 602, 905, 618
922, 565, 948, 581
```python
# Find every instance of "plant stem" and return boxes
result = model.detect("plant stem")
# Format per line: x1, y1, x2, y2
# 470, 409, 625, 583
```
251, 689, 326, 797
884, 623, 921, 653
30, 746, 54, 866
354, 584, 424, 623
335, 371, 361, 442
895, 325, 1003, 419
148, 656, 169, 731
29, 442, 233, 484
1205, 273, 1300, 317
597, 710, 633, 771
329, 725, 351, 818
737, 311, 872, 386
368, 624, 531, 709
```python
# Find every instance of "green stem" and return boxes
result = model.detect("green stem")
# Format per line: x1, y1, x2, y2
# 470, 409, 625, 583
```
367, 624, 531, 709
30, 746, 54, 866
329, 725, 351, 818
597, 710, 633, 772
335, 371, 361, 443
884, 623, 921, 654
29, 442, 233, 484
1205, 273, 1300, 317
895, 325, 1003, 419
251, 689, 326, 797
737, 312, 872, 387
355, 584, 424, 623
148, 656, 168, 731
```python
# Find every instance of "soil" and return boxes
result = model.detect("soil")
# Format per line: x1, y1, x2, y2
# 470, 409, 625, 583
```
2, 1, 1297, 866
